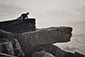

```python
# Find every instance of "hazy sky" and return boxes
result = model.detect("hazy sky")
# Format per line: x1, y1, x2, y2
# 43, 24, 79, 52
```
0, 0, 85, 35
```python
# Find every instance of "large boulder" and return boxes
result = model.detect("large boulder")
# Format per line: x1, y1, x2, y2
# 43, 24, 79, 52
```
16, 27, 72, 57
18, 26, 72, 46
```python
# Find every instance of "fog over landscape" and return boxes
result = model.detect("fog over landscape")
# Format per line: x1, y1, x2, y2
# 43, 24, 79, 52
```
0, 0, 85, 55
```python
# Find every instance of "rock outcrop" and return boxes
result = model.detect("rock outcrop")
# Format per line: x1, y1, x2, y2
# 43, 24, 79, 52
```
0, 18, 36, 33
0, 26, 72, 57
16, 27, 72, 57
20, 26, 72, 46
0, 14, 85, 57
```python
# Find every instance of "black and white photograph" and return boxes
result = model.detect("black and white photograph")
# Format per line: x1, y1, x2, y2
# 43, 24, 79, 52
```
0, 0, 85, 57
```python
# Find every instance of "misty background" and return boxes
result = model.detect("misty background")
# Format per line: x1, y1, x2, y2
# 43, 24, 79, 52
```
0, 0, 85, 55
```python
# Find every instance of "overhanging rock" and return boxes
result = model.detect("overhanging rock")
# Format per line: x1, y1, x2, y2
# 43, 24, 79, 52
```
0, 26, 72, 57
16, 27, 72, 56
0, 19, 73, 57
18, 27, 72, 47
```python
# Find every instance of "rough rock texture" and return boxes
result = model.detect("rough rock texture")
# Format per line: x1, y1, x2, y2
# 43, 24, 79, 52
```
31, 45, 64, 57
20, 26, 72, 46
0, 53, 17, 57
0, 16, 85, 57
16, 27, 72, 57
0, 19, 74, 57
0, 26, 72, 57
0, 38, 25, 57
0, 18, 36, 33
32, 50, 85, 57
32, 50, 55, 57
